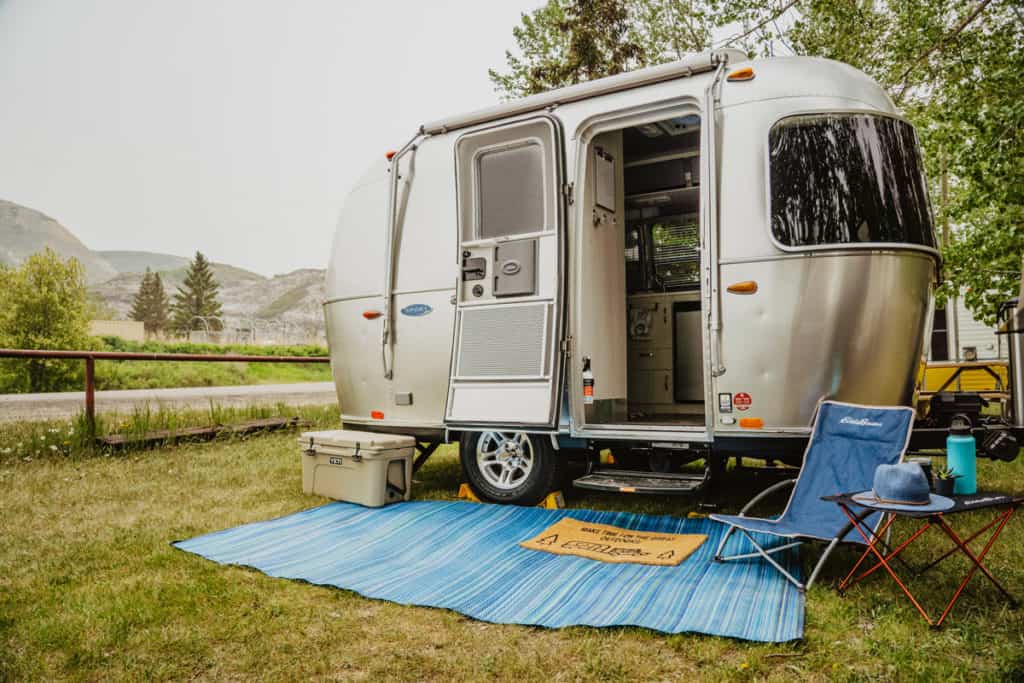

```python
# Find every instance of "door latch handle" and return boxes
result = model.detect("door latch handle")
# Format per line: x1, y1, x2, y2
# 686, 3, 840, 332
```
461, 257, 487, 281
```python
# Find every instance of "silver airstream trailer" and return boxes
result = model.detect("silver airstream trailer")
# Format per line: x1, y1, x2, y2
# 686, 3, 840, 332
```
324, 50, 938, 505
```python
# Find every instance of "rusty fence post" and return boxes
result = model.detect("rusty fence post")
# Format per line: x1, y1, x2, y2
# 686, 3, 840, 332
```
84, 356, 95, 437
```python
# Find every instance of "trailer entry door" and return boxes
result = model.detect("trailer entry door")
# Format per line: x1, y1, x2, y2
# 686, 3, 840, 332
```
446, 117, 565, 428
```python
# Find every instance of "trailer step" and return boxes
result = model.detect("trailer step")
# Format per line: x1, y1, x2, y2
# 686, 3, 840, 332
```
572, 469, 706, 495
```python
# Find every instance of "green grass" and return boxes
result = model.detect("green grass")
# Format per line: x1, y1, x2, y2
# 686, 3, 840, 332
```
90, 337, 332, 391
97, 337, 328, 358
91, 359, 330, 391
1, 429, 1023, 680
0, 338, 331, 394
0, 405, 340, 460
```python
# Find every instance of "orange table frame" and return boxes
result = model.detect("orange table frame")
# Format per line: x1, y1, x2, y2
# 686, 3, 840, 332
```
830, 494, 1022, 628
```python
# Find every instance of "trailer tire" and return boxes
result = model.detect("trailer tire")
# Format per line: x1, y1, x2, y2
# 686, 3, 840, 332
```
459, 431, 561, 506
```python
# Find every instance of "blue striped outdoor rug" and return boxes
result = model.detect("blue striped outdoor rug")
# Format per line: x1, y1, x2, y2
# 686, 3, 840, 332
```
174, 501, 803, 642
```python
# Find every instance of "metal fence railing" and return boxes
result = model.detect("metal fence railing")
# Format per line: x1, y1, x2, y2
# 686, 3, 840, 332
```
0, 348, 330, 434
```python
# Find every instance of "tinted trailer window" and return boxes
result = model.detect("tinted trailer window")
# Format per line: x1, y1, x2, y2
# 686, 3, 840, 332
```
769, 114, 936, 249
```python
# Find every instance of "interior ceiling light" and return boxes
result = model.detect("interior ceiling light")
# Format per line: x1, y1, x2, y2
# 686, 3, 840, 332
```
636, 123, 664, 138
657, 116, 700, 136
636, 194, 672, 205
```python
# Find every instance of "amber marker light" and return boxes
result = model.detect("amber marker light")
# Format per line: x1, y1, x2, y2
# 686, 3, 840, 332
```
362, 310, 382, 319
385, 150, 397, 160
726, 67, 755, 82
726, 280, 758, 294
370, 410, 385, 420
739, 417, 764, 429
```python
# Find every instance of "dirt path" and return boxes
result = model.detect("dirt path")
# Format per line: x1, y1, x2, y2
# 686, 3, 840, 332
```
0, 382, 337, 422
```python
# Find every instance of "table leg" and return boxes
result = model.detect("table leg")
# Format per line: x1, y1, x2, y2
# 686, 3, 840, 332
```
838, 505, 935, 626
915, 512, 1008, 575
850, 519, 932, 586
839, 512, 896, 591
933, 510, 1019, 627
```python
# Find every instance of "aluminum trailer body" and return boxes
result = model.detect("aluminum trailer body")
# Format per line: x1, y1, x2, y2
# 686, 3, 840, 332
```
324, 51, 938, 503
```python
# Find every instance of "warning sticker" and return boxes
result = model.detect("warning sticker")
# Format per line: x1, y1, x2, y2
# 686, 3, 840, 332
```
520, 517, 706, 566
734, 392, 752, 411
718, 392, 733, 413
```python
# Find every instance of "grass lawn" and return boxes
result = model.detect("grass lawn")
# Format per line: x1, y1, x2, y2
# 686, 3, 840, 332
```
91, 358, 331, 391
1, 421, 1023, 681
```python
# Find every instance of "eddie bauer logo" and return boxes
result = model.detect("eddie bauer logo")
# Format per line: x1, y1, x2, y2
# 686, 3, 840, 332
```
840, 416, 883, 428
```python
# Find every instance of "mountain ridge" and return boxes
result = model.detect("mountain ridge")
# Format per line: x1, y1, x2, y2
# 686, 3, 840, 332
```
1, 199, 326, 329
1, 199, 119, 284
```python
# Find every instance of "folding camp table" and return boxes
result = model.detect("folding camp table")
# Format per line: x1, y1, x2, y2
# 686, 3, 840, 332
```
824, 492, 1023, 628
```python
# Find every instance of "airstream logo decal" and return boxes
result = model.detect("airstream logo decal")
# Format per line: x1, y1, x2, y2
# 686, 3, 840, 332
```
400, 304, 433, 317
840, 416, 883, 428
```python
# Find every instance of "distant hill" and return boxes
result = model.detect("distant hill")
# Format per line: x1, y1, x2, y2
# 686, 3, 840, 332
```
90, 267, 325, 328
97, 250, 191, 273
0, 199, 118, 284
0, 198, 326, 330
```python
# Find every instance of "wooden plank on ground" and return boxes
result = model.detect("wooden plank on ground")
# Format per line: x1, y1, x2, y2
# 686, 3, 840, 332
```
97, 416, 309, 448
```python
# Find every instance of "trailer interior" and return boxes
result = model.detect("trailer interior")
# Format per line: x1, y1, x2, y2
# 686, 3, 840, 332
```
578, 112, 706, 430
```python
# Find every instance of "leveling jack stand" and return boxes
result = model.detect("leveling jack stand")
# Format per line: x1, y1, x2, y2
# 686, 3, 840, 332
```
457, 483, 565, 509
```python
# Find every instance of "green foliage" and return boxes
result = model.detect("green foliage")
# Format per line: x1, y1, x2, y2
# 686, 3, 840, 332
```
0, 335, 328, 394
171, 251, 224, 332
782, 1, 1024, 325
0, 403, 338, 461
129, 268, 171, 335
488, 1, 573, 99
92, 360, 251, 391
0, 248, 97, 392
86, 291, 117, 320
90, 338, 330, 391
490, 0, 717, 99
491, 0, 1023, 324
97, 336, 327, 358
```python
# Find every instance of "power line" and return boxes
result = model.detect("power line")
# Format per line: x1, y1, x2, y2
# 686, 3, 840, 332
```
894, 0, 994, 100
715, 0, 800, 49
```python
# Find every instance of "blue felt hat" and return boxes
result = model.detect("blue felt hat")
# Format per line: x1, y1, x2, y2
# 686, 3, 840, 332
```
852, 462, 954, 512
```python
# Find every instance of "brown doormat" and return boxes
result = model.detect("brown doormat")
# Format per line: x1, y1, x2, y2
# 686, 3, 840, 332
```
520, 517, 707, 566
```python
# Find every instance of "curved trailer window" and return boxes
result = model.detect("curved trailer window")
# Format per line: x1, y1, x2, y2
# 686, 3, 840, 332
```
769, 113, 937, 249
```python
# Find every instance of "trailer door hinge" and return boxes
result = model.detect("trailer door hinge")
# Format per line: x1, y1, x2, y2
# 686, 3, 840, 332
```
562, 183, 574, 205
560, 336, 573, 357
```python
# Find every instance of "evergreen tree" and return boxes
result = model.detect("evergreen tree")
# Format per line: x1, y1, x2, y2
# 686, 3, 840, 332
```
129, 268, 170, 335
171, 252, 224, 332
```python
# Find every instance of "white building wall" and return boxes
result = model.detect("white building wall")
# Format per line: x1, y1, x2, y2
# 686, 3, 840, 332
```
947, 297, 1005, 360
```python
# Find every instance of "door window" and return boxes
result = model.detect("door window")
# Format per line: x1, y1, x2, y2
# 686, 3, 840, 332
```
457, 119, 557, 242
478, 143, 545, 239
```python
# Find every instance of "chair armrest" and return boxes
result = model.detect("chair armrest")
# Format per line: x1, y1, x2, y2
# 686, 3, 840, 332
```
739, 478, 798, 517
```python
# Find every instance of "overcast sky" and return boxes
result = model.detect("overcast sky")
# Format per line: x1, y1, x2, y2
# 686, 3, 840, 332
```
0, 0, 540, 276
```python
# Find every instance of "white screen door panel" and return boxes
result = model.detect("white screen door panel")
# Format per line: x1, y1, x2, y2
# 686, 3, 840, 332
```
446, 117, 564, 427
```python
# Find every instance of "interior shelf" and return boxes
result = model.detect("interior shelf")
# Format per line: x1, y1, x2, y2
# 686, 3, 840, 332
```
624, 148, 700, 168
626, 185, 699, 200
625, 186, 700, 213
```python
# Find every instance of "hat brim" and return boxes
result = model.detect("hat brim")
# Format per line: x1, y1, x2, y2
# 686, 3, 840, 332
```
851, 491, 955, 513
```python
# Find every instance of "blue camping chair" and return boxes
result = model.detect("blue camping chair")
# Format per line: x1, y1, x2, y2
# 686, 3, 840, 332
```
711, 400, 916, 592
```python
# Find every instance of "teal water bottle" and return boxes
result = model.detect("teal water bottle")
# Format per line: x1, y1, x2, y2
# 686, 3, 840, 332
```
947, 416, 977, 495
